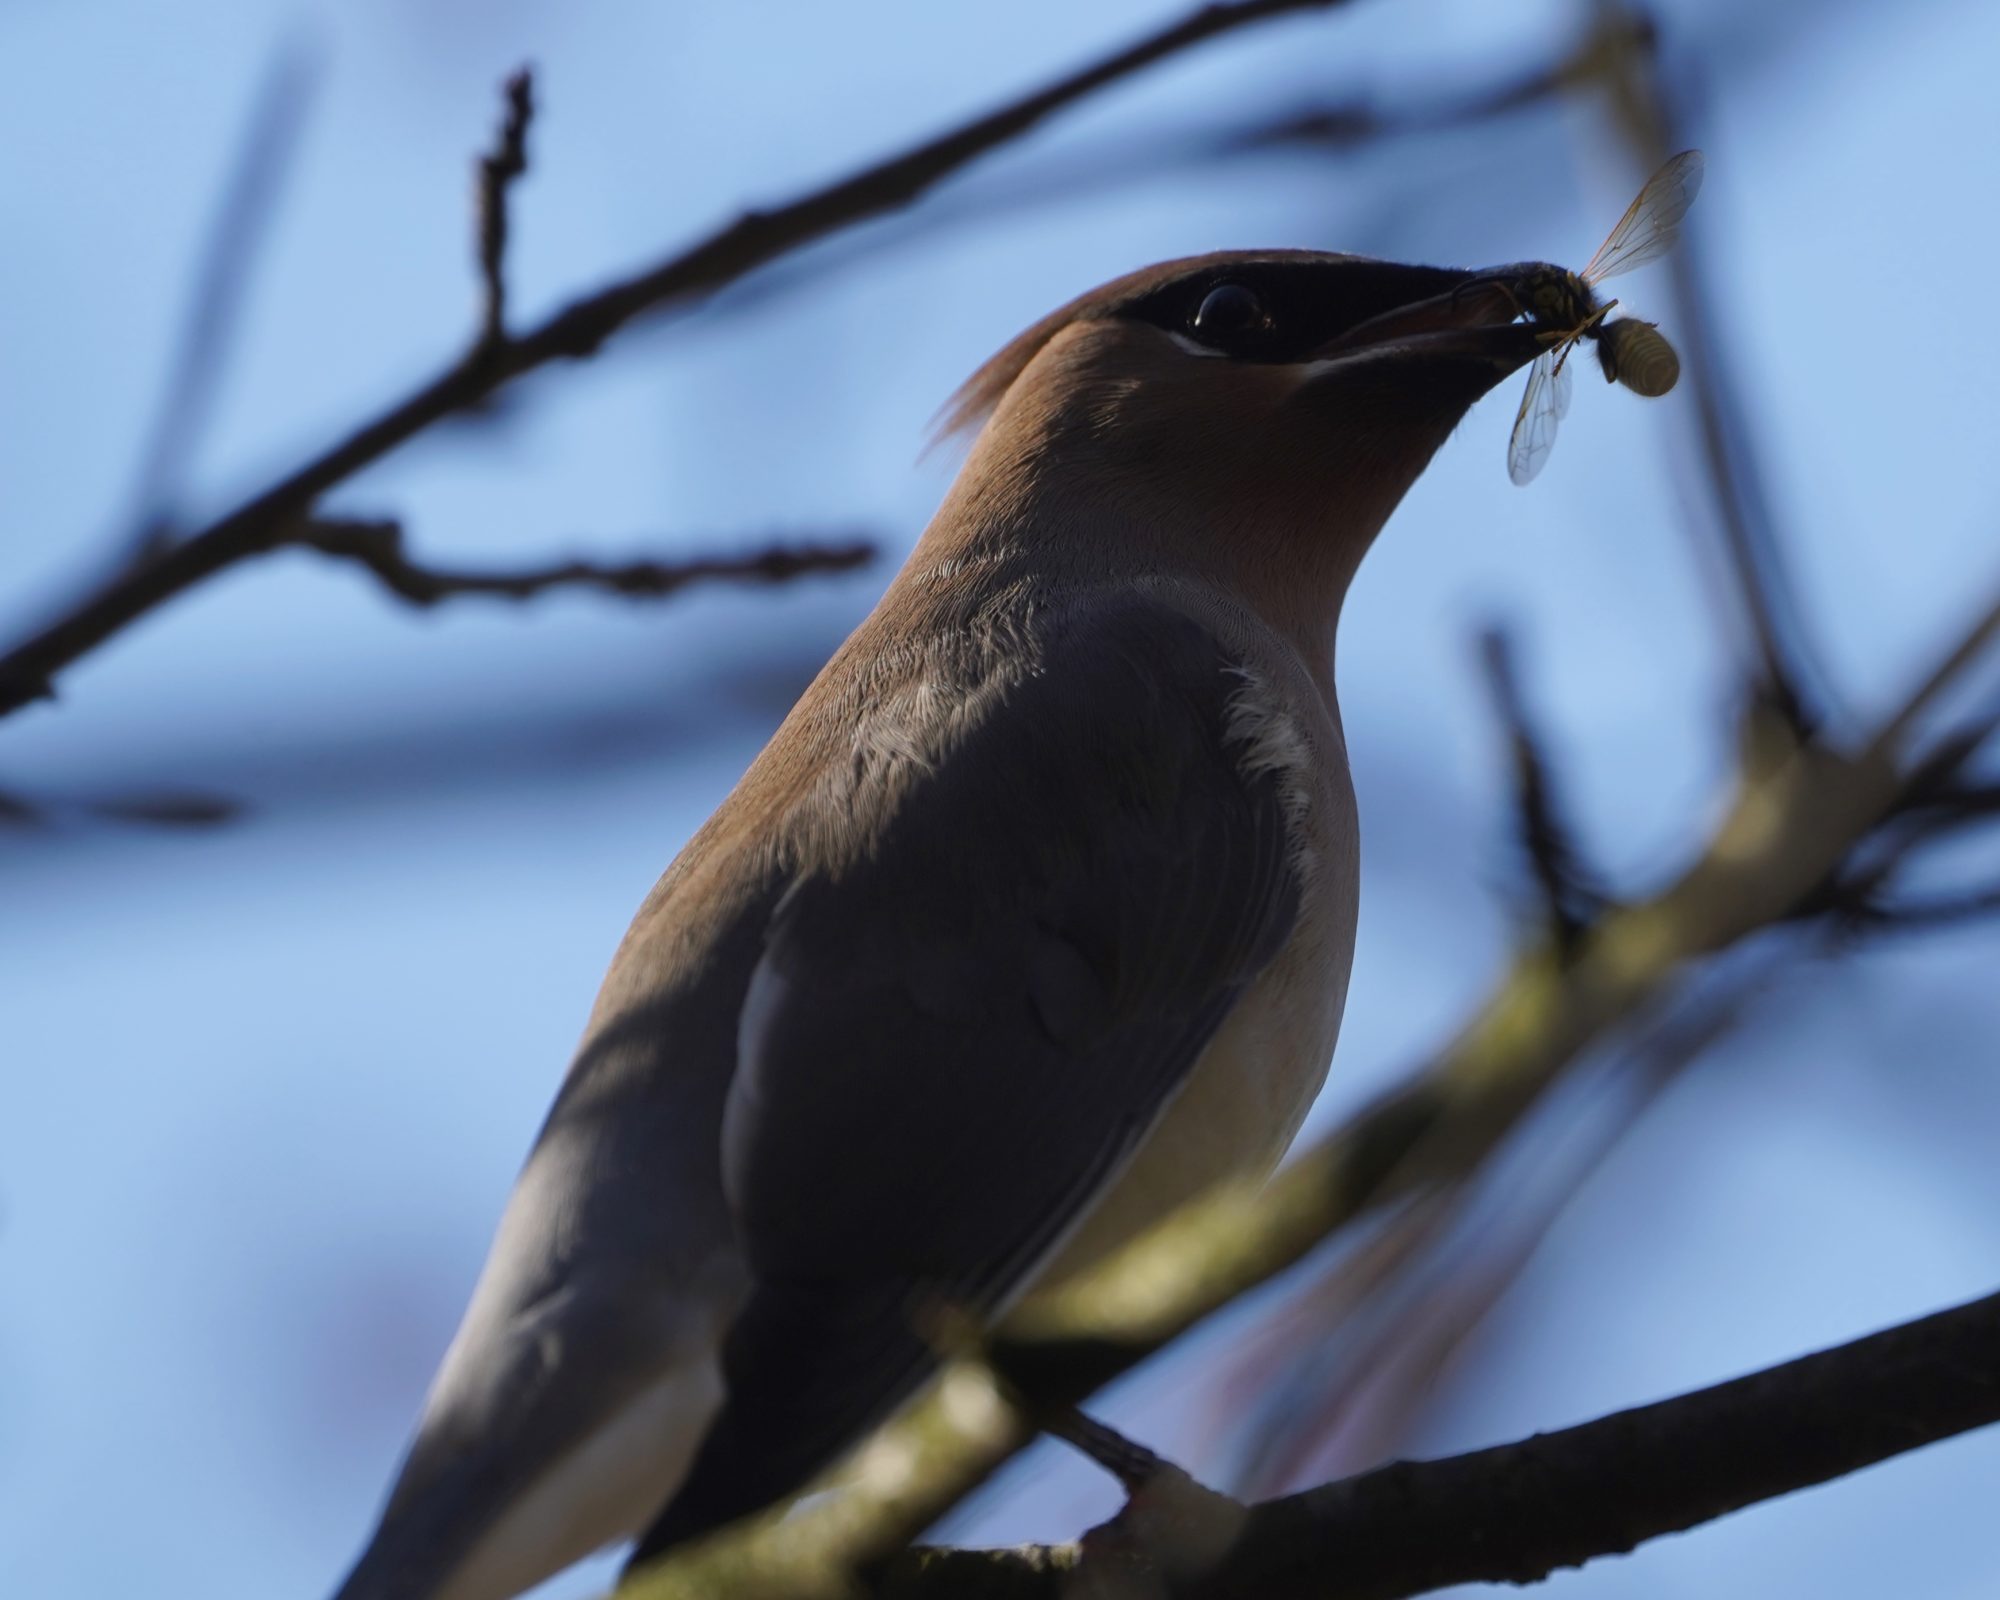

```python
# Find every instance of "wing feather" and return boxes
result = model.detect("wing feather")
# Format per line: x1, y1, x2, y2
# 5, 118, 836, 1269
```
629, 597, 1303, 1559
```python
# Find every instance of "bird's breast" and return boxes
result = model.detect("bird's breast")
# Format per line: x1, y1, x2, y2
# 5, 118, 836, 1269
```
1033, 662, 1360, 1284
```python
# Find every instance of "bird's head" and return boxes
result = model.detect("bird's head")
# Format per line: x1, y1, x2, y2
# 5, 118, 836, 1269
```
931, 251, 1543, 637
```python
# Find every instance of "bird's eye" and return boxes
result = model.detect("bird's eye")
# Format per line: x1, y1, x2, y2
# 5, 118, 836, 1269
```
1191, 282, 1272, 343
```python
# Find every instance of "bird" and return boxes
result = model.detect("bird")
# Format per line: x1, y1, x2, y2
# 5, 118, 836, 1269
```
328, 250, 1544, 1600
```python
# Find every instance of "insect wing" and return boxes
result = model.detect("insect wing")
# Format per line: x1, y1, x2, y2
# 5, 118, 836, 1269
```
1580, 150, 1704, 284
1507, 348, 1569, 485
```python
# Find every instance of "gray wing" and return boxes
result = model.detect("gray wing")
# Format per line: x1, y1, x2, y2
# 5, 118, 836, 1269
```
631, 599, 1302, 1559
333, 858, 784, 1600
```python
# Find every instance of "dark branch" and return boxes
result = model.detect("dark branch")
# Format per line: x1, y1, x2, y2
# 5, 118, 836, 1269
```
1277, 1285, 2000, 1598
1228, 11, 1655, 154
300, 517, 875, 608
696, 22, 1652, 335
1223, 961, 1766, 1501
0, 0, 1351, 719
475, 68, 535, 347
1891, 708, 2000, 831
876, 1286, 2000, 1598
1830, 877, 2000, 934
1477, 624, 1606, 957
1793, 724, 2000, 931
1592, 8, 1825, 735
0, 782, 243, 830
1038, 1407, 1172, 1493
1917, 781, 2000, 819
116, 40, 319, 564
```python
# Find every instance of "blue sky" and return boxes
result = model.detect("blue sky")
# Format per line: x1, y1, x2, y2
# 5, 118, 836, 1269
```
4, 1, 1999, 1596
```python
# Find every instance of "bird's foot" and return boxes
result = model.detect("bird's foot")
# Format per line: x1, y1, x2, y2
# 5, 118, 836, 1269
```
1046, 1409, 1248, 1599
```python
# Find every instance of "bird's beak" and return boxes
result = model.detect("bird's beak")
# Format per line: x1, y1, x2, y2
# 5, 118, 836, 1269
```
1310, 272, 1544, 379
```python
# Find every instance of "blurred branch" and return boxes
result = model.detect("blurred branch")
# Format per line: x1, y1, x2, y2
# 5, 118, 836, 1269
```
710, 17, 1660, 329
1221, 1187, 1475, 1494
301, 518, 876, 608
1589, 2, 1827, 733
1224, 958, 1767, 1497
621, 574, 2000, 1599
0, 0, 1357, 719
1477, 623, 1607, 958
0, 781, 243, 830
475, 68, 535, 347
1841, 881, 2000, 932
861, 1285, 2000, 1599
116, 39, 320, 565
1226, 10, 1655, 155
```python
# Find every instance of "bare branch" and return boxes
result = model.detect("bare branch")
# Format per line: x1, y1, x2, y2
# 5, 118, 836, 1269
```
475, 68, 535, 347
115, 39, 320, 564
1868, 587, 2000, 758
0, 781, 243, 830
707, 22, 1653, 336
1039, 1407, 1171, 1491
0, 0, 1354, 719
1589, 6, 1826, 733
1227, 10, 1655, 154
867, 1286, 2000, 1599
1833, 879, 2000, 934
83, 791, 245, 828
1477, 623, 1606, 958
300, 518, 876, 608
1224, 959, 1768, 1498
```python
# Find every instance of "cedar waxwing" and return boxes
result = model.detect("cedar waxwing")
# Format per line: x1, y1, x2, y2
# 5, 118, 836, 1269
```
329, 251, 1544, 1600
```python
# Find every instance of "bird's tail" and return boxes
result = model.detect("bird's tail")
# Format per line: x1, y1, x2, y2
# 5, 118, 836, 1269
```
624, 1278, 932, 1568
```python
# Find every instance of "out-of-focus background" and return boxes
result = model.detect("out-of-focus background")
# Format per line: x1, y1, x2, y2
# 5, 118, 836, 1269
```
5, 1, 1998, 1596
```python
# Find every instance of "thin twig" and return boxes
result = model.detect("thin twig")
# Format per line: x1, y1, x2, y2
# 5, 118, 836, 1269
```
1870, 584, 2000, 758
301, 518, 876, 608
1229, 11, 1655, 153
115, 38, 320, 564
475, 68, 535, 347
1038, 1408, 1167, 1491
1590, 1, 1825, 732
0, 0, 1352, 718
1477, 623, 1606, 957
0, 781, 243, 830
1838, 880, 2000, 933
1225, 956, 1768, 1498
704, 21, 1653, 336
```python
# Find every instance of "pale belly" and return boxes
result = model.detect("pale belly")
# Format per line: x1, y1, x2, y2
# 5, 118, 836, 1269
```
1030, 908, 1354, 1286
1028, 612, 1362, 1287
